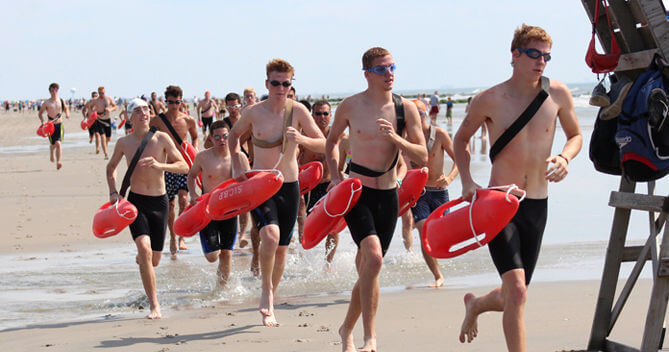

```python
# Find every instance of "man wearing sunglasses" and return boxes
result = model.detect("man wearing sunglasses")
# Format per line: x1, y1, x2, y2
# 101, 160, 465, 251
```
187, 120, 237, 286
148, 92, 166, 118
454, 24, 582, 352
150, 85, 199, 257
197, 90, 218, 137
90, 86, 118, 159
325, 47, 427, 352
228, 59, 325, 328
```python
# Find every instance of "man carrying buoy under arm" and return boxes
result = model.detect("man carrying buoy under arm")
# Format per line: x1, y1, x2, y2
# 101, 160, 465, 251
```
228, 59, 325, 327
106, 98, 188, 319
187, 120, 237, 286
453, 24, 582, 352
38, 82, 70, 170
325, 47, 427, 352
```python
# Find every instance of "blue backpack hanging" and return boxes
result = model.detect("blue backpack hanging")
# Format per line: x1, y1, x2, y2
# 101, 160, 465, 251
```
615, 54, 669, 181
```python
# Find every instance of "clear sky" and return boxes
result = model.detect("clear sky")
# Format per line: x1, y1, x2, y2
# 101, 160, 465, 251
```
1, 0, 620, 100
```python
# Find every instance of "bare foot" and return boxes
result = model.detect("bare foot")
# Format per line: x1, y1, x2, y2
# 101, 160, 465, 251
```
104, 154, 109, 160
361, 336, 377, 352
259, 290, 276, 327
428, 277, 444, 288
239, 233, 249, 248
50, 154, 55, 162
56, 162, 62, 170
170, 238, 177, 256
147, 305, 162, 319
178, 237, 188, 250
459, 293, 478, 343
96, 149, 100, 154
338, 325, 355, 352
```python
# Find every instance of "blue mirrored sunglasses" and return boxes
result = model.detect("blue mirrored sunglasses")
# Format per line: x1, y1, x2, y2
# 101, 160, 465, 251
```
517, 48, 551, 62
363, 64, 396, 74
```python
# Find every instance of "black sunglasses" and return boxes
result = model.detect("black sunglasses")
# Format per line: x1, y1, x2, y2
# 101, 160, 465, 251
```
517, 48, 551, 62
313, 112, 330, 117
269, 80, 292, 87
166, 99, 182, 105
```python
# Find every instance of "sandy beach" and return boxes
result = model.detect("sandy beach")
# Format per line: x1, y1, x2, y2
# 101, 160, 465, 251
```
0, 110, 658, 351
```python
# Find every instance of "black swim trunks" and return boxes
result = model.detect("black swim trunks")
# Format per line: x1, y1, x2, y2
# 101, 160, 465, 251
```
97, 119, 112, 138
251, 181, 299, 246
199, 217, 238, 254
201, 116, 213, 132
89, 119, 98, 137
48, 122, 64, 145
304, 182, 329, 215
488, 197, 548, 285
344, 186, 398, 256
127, 191, 169, 252
165, 171, 188, 201
411, 186, 449, 223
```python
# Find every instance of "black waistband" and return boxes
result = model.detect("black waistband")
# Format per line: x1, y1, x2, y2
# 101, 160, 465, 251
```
348, 152, 399, 177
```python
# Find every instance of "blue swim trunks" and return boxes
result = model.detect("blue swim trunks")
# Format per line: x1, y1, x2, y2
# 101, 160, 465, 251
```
411, 187, 449, 223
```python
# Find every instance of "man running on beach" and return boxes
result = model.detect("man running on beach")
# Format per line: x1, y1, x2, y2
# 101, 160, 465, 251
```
325, 47, 427, 352
228, 59, 325, 327
454, 24, 582, 352
197, 91, 218, 137
38, 83, 70, 170
150, 85, 199, 257
148, 92, 166, 118
187, 120, 237, 286
106, 98, 188, 319
408, 99, 458, 288
82, 91, 99, 146
90, 86, 117, 159
297, 100, 334, 262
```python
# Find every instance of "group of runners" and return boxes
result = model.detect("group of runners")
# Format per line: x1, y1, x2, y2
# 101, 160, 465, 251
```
41, 23, 582, 352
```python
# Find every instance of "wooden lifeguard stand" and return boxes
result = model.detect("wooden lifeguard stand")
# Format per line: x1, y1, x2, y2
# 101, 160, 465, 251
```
581, 0, 669, 351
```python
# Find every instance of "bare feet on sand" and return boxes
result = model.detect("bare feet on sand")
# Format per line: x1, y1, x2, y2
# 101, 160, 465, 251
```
361, 336, 377, 352
147, 305, 162, 319
56, 162, 62, 170
259, 290, 277, 327
428, 277, 444, 288
338, 325, 355, 352
178, 237, 188, 250
239, 233, 249, 248
459, 293, 478, 343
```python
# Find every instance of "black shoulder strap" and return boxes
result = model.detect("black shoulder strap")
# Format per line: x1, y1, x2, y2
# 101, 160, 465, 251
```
392, 93, 405, 136
120, 127, 157, 197
60, 99, 65, 113
489, 77, 550, 162
158, 113, 184, 146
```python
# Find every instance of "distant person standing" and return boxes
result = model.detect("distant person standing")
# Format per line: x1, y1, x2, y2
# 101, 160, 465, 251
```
429, 91, 440, 125
445, 96, 454, 125
38, 83, 70, 170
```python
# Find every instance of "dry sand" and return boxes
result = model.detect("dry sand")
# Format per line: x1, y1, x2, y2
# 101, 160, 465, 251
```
0, 110, 657, 351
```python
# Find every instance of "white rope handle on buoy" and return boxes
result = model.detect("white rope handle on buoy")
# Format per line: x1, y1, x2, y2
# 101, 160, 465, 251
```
467, 184, 526, 247
114, 199, 135, 220
323, 181, 362, 218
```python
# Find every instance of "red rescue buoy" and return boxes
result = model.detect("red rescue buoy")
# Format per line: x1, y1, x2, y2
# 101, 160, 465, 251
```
298, 161, 323, 195
92, 198, 138, 238
174, 193, 212, 237
397, 167, 429, 217
181, 141, 197, 168
302, 178, 363, 249
36, 122, 55, 137
422, 185, 525, 259
198, 119, 203, 127
331, 218, 347, 234
207, 170, 284, 220
80, 120, 88, 130
82, 111, 98, 129
118, 119, 126, 129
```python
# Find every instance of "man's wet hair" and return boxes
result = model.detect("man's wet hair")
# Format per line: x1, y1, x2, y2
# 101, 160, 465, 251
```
299, 99, 311, 112
210, 120, 229, 132
266, 58, 294, 78
510, 24, 552, 52
225, 92, 241, 103
165, 85, 183, 99
48, 83, 59, 91
362, 47, 391, 69
91, 91, 98, 97
312, 100, 330, 112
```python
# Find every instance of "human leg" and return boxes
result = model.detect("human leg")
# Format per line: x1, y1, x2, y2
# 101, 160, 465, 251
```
135, 235, 162, 319
357, 236, 384, 352
325, 233, 339, 269
258, 224, 280, 326
401, 209, 413, 251
415, 219, 444, 287
177, 189, 189, 250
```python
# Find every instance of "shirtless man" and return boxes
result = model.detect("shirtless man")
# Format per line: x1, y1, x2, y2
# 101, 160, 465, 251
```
325, 47, 427, 352
197, 91, 218, 137
408, 99, 458, 288
242, 88, 257, 108
296, 100, 334, 261
148, 92, 166, 118
150, 85, 199, 256
90, 86, 118, 159
106, 98, 188, 319
229, 59, 325, 327
187, 120, 237, 286
82, 91, 99, 145
38, 83, 70, 169
454, 25, 582, 352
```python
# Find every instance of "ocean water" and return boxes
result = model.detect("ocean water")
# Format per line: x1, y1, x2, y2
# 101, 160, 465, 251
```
1, 89, 666, 331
